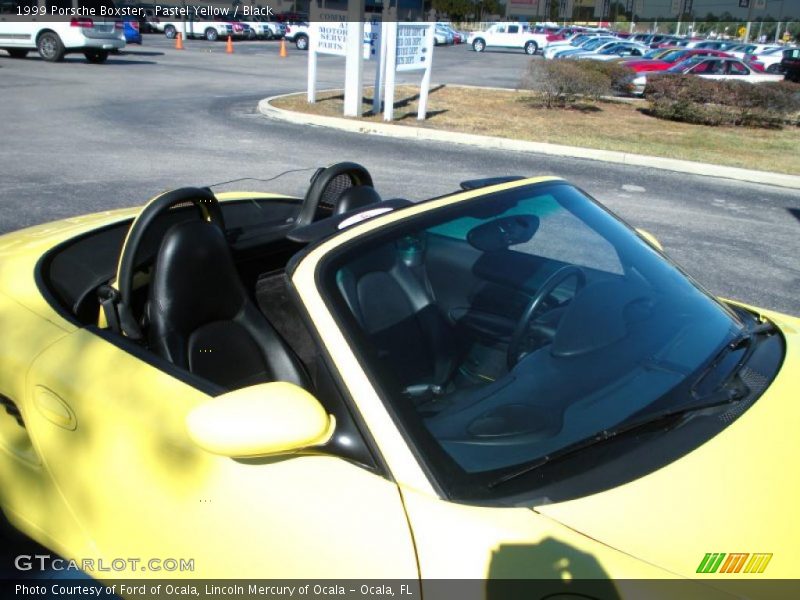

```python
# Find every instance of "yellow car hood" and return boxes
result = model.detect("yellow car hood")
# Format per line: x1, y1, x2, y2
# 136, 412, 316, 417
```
536, 309, 800, 579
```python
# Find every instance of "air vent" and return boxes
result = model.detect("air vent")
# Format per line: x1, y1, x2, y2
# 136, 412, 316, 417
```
719, 367, 768, 424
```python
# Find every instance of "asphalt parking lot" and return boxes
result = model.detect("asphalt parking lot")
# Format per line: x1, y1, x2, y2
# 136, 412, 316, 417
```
1, 34, 799, 316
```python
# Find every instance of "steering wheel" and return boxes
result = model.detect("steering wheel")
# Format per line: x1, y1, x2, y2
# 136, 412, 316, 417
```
507, 266, 587, 370
114, 187, 223, 340
296, 162, 374, 227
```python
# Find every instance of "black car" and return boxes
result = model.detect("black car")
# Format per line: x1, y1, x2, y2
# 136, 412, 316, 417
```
781, 47, 800, 82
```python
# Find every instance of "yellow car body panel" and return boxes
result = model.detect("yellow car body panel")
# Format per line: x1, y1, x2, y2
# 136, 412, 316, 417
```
0, 191, 417, 580
400, 488, 746, 599
9, 326, 418, 578
535, 307, 800, 580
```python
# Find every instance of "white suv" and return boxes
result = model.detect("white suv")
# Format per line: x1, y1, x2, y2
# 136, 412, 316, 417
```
160, 20, 244, 42
0, 18, 125, 63
241, 18, 285, 40
467, 23, 549, 55
284, 22, 309, 50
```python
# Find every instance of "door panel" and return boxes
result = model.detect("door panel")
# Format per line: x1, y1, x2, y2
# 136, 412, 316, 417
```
25, 329, 419, 578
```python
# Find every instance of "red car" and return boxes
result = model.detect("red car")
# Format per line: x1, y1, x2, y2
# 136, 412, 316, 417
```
624, 48, 732, 73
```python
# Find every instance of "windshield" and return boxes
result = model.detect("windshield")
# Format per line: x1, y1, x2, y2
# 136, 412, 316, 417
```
643, 48, 666, 58
660, 50, 688, 62
668, 56, 704, 72
321, 182, 751, 502
581, 37, 613, 50
600, 44, 625, 54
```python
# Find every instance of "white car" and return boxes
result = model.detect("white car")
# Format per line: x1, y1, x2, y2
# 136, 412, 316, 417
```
161, 20, 245, 42
549, 36, 618, 59
543, 34, 610, 59
284, 22, 309, 50
575, 42, 649, 61
556, 38, 624, 59
726, 43, 783, 60
239, 19, 285, 40
746, 46, 798, 74
467, 23, 549, 55
0, 18, 124, 62
631, 56, 783, 95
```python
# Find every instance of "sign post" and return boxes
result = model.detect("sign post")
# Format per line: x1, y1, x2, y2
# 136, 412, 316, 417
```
343, 0, 366, 117
307, 21, 348, 103
383, 23, 434, 122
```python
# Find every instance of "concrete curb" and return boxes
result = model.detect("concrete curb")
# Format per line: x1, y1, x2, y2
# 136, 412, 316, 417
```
258, 91, 800, 191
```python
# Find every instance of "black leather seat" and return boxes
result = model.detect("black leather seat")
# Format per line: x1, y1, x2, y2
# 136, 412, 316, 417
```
148, 220, 310, 391
336, 242, 460, 395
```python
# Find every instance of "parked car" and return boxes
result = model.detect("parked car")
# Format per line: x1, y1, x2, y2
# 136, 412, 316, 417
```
556, 38, 625, 60
631, 56, 783, 94
0, 18, 125, 62
726, 43, 783, 61
436, 23, 460, 45
747, 46, 800, 74
547, 36, 619, 59
122, 18, 142, 45
542, 32, 605, 59
0, 166, 796, 582
434, 24, 455, 46
623, 49, 732, 73
284, 22, 309, 50
692, 40, 742, 51
647, 35, 680, 48
626, 47, 686, 62
781, 47, 800, 82
575, 42, 648, 61
141, 7, 159, 33
467, 22, 550, 55
161, 19, 248, 42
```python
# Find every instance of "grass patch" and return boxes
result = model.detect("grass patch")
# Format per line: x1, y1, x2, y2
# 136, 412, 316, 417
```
272, 85, 800, 175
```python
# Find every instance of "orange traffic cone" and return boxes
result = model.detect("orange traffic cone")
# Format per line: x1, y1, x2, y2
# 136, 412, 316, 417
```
279, 38, 287, 58
175, 32, 183, 50
226, 35, 233, 54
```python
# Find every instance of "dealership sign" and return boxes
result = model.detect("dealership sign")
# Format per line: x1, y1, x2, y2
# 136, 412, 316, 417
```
383, 23, 435, 121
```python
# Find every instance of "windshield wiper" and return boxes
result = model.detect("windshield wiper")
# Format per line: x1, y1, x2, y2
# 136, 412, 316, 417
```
487, 386, 745, 490
488, 320, 777, 491
690, 320, 777, 396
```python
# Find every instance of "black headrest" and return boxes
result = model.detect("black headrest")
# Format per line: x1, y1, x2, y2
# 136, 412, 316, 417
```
333, 185, 382, 216
150, 220, 246, 334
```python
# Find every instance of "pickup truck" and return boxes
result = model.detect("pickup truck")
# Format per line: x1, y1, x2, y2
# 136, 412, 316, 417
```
466, 23, 550, 55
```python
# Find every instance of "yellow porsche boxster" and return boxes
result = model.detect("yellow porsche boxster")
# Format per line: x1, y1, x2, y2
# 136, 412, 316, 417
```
0, 163, 797, 595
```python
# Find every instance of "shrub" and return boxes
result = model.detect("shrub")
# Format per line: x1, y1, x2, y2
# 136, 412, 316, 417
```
521, 60, 635, 108
644, 75, 800, 128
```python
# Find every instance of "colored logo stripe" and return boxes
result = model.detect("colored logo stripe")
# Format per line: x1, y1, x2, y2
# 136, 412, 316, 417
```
697, 553, 726, 573
720, 553, 749, 573
744, 553, 773, 573
697, 552, 772, 574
